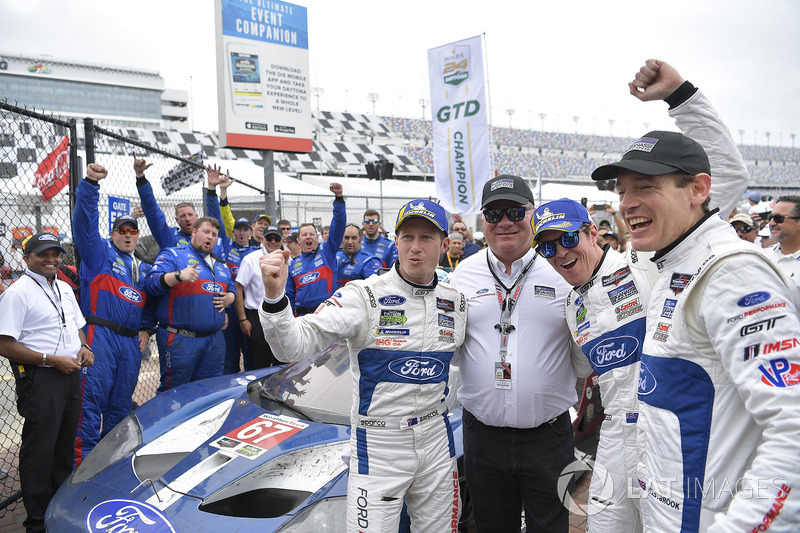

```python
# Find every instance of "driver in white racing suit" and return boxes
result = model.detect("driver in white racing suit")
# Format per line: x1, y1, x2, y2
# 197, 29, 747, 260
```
531, 59, 750, 533
258, 199, 466, 533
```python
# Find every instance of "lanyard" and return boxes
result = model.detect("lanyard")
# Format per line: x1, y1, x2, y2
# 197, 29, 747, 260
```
486, 253, 536, 365
446, 253, 460, 270
26, 273, 66, 328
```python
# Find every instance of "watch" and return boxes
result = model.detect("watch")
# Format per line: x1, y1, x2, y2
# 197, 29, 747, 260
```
174, 270, 182, 282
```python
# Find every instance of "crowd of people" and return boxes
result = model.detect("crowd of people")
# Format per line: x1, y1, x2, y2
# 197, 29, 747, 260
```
1, 58, 799, 533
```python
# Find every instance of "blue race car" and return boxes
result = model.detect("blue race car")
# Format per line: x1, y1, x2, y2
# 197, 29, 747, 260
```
46, 341, 601, 532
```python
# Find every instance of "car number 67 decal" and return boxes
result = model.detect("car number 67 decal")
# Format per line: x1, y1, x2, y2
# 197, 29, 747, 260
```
212, 413, 308, 460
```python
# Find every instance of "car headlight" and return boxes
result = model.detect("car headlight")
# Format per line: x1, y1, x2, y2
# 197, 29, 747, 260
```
71, 413, 141, 484
274, 496, 348, 532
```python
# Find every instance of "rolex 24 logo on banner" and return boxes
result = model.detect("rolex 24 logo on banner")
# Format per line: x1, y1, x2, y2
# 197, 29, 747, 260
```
440, 45, 470, 87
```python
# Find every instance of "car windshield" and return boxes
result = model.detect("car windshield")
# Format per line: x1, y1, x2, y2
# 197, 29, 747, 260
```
259, 342, 463, 425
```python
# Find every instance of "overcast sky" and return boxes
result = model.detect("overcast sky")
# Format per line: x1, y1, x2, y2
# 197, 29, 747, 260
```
3, 0, 799, 147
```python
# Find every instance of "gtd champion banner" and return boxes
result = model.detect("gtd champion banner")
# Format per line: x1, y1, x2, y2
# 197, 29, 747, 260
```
427, 35, 491, 215
215, 0, 312, 152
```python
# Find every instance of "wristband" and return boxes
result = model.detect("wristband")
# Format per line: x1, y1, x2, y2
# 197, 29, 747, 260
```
82, 343, 93, 352
42, 353, 47, 366
239, 318, 248, 322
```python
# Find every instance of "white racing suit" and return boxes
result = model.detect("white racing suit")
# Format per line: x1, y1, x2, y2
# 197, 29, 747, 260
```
637, 213, 800, 532
567, 246, 651, 532
572, 86, 749, 532
259, 266, 467, 533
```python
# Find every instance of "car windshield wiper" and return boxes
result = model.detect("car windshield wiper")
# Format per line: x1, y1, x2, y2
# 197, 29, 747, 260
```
259, 386, 313, 421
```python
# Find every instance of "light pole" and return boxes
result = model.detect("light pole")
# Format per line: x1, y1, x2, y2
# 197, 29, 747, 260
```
419, 99, 429, 120
538, 113, 547, 132
738, 129, 745, 146
367, 93, 380, 116
572, 116, 580, 134
506, 109, 515, 128
608, 119, 615, 137
765, 131, 771, 149
312, 86, 324, 116
791, 133, 796, 150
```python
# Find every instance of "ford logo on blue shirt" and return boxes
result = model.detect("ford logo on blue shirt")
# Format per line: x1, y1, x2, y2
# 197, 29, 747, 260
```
87, 499, 176, 533
298, 272, 320, 284
737, 291, 770, 307
388, 356, 445, 381
117, 286, 142, 303
590, 335, 638, 368
201, 282, 223, 294
378, 295, 406, 306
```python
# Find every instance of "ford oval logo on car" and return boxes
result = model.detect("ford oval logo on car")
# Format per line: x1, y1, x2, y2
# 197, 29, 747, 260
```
638, 363, 657, 396
298, 272, 320, 284
378, 295, 406, 306
590, 335, 639, 368
201, 282, 223, 294
86, 499, 176, 533
737, 291, 770, 308
117, 286, 142, 303
388, 357, 445, 381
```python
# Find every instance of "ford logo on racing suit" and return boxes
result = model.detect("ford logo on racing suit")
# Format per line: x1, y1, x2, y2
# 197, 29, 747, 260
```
201, 282, 223, 294
638, 362, 657, 396
589, 335, 639, 368
298, 272, 320, 284
737, 291, 771, 308
87, 499, 176, 533
117, 286, 142, 303
378, 295, 406, 306
388, 356, 445, 381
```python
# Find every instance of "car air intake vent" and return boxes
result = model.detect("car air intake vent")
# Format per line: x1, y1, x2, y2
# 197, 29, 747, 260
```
199, 488, 313, 518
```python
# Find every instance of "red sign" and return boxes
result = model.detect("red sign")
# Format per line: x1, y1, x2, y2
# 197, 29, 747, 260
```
33, 135, 70, 202
225, 413, 307, 450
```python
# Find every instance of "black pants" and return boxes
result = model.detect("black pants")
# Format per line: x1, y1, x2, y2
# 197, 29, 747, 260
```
462, 409, 575, 533
16, 366, 81, 533
245, 307, 277, 368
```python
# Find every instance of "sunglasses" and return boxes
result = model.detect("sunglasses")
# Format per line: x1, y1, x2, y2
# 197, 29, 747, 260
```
279, 227, 292, 231
768, 214, 800, 224
536, 230, 582, 258
264, 235, 282, 243
734, 225, 755, 234
116, 227, 139, 236
363, 218, 380, 225
482, 206, 532, 224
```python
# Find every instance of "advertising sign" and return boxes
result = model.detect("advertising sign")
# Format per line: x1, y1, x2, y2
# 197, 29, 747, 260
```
215, 0, 312, 152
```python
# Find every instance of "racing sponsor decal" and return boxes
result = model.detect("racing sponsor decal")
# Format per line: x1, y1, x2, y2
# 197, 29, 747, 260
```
648, 486, 680, 510
534, 285, 556, 299
364, 286, 377, 308
376, 328, 410, 336
737, 291, 771, 308
187, 257, 200, 267
380, 309, 407, 326
459, 295, 466, 312
577, 321, 590, 334
378, 295, 406, 306
608, 280, 638, 305
578, 278, 594, 294
602, 266, 631, 287
298, 271, 320, 284
436, 297, 455, 312
476, 288, 490, 295
388, 356, 446, 381
438, 329, 455, 343
652, 322, 671, 342
638, 362, 657, 395
669, 273, 693, 295
589, 335, 639, 369
117, 286, 143, 303
406, 409, 439, 427
376, 338, 407, 347
438, 314, 455, 328
745, 302, 786, 317
626, 412, 639, 424
334, 291, 343, 298
660, 299, 677, 319
412, 288, 433, 296
616, 298, 643, 321
575, 332, 590, 345
758, 357, 800, 387
751, 484, 792, 532
761, 337, 800, 354
87, 499, 177, 533
201, 282, 223, 294
630, 249, 639, 263
625, 136, 658, 154
740, 316, 785, 336
575, 295, 583, 307
576, 304, 587, 324
219, 413, 308, 459
744, 344, 760, 361
491, 178, 515, 191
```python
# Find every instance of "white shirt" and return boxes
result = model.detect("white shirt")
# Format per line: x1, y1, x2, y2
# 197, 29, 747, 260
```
449, 248, 580, 428
236, 247, 268, 310
767, 243, 800, 297
0, 269, 86, 361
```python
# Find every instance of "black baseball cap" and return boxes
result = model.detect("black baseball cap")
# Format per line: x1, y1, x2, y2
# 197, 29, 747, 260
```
481, 175, 534, 208
112, 214, 138, 231
285, 231, 299, 243
263, 225, 282, 238
24, 232, 66, 255
592, 131, 710, 181
233, 218, 252, 230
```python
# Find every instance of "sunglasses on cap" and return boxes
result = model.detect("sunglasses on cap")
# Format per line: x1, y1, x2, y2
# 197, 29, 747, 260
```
768, 214, 800, 224
734, 225, 755, 234
116, 227, 139, 236
363, 218, 380, 225
535, 230, 582, 259
264, 235, 282, 243
482, 206, 533, 224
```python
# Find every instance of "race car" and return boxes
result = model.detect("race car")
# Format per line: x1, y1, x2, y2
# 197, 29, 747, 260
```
46, 341, 602, 532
